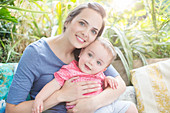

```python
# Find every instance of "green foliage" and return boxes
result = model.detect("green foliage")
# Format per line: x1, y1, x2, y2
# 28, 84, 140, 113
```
0, 0, 41, 62
0, 7, 18, 23
0, 0, 76, 62
0, 0, 15, 5
103, 0, 169, 83
55, 1, 76, 35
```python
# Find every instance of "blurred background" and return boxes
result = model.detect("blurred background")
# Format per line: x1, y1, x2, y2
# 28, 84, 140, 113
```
0, 0, 169, 80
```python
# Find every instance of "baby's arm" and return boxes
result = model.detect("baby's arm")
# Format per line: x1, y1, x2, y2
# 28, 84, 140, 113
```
32, 79, 61, 113
104, 76, 118, 89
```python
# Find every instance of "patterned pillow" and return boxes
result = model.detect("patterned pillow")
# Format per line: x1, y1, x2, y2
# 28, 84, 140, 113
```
0, 63, 18, 100
118, 86, 137, 105
131, 59, 170, 113
0, 63, 18, 113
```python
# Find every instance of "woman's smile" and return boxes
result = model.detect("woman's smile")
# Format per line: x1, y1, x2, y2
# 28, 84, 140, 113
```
76, 35, 85, 43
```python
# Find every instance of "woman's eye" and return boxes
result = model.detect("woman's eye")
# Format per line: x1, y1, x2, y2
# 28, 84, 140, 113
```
97, 61, 101, 65
92, 30, 97, 35
79, 22, 85, 26
88, 53, 92, 57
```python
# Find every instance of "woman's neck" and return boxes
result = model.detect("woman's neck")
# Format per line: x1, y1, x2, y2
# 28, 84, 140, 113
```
46, 34, 75, 64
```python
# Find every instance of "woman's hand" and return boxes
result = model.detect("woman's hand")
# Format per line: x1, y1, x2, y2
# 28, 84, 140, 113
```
32, 99, 43, 113
67, 98, 96, 113
58, 77, 101, 102
67, 76, 126, 113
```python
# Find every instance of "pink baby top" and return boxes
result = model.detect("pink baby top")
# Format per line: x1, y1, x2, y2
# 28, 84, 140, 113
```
54, 60, 105, 109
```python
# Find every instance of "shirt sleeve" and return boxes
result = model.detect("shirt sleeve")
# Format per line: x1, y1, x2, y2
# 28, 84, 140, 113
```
54, 70, 65, 86
54, 66, 70, 86
6, 44, 40, 105
104, 64, 120, 77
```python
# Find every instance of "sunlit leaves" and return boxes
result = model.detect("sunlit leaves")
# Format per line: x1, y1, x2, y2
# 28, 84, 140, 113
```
71, 0, 76, 3
56, 1, 62, 34
0, 7, 18, 23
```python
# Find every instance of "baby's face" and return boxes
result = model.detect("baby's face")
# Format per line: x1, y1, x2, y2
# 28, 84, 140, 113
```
78, 40, 112, 74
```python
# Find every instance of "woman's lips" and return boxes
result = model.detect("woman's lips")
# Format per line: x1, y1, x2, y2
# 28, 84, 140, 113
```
76, 35, 85, 43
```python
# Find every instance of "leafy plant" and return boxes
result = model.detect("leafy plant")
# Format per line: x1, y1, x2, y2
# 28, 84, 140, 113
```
0, 0, 78, 62
0, 0, 51, 62
0, 1, 18, 62
103, 26, 149, 82
103, 0, 169, 83
142, 0, 170, 57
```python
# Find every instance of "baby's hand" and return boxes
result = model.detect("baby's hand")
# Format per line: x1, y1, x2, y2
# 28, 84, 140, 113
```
104, 76, 118, 89
32, 98, 43, 113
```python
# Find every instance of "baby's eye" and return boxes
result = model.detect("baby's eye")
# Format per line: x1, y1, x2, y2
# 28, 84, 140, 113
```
97, 61, 101, 65
88, 53, 92, 57
91, 30, 97, 35
79, 21, 85, 26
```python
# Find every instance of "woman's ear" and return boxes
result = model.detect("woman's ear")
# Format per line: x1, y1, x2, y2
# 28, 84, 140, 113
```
64, 21, 70, 28
64, 22, 68, 28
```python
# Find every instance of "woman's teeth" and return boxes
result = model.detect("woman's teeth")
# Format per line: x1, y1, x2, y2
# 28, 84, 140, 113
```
77, 36, 84, 43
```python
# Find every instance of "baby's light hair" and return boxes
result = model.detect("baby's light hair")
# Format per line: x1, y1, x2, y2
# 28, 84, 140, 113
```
96, 38, 117, 66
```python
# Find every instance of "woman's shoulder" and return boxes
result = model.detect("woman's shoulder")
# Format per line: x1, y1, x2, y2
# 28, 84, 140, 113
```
104, 64, 120, 77
43, 36, 59, 42
25, 37, 51, 52
29, 37, 47, 47
22, 38, 50, 60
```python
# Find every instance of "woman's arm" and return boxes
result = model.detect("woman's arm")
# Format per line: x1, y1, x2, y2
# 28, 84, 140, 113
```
32, 79, 62, 112
71, 75, 126, 113
6, 79, 63, 113
6, 90, 63, 113
35, 79, 61, 102
6, 77, 100, 113
92, 76, 126, 109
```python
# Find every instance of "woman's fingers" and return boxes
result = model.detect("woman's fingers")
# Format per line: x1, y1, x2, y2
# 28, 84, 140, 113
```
36, 106, 39, 113
61, 78, 101, 101
37, 106, 40, 113
82, 87, 101, 94
74, 81, 101, 95
77, 81, 98, 87
40, 105, 43, 113
67, 109, 73, 113
81, 84, 100, 90
82, 94, 96, 99
67, 76, 79, 83
66, 101, 77, 106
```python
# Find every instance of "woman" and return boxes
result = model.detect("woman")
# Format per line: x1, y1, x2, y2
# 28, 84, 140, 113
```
6, 2, 136, 113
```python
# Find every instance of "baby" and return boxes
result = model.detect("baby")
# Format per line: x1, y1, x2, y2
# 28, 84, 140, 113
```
32, 38, 118, 113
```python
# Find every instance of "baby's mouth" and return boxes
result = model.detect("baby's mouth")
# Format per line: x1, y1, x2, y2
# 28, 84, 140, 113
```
85, 64, 91, 70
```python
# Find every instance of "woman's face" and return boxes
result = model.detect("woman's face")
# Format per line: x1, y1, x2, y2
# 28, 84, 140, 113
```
64, 8, 103, 48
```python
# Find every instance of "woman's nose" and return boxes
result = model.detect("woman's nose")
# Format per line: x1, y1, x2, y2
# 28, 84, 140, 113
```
82, 29, 89, 38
